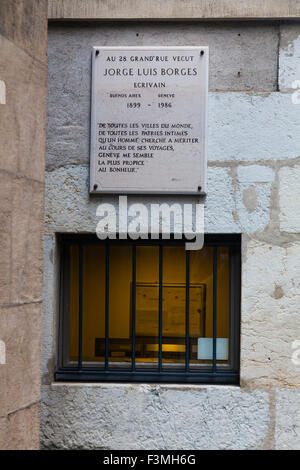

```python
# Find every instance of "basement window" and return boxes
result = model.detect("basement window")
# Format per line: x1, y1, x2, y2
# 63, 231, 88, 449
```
56, 235, 240, 384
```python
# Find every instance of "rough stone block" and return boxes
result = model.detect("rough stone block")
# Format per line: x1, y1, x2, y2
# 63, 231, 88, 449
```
46, 89, 300, 170
275, 389, 300, 450
0, 304, 42, 417
0, 35, 47, 180
279, 23, 300, 92
241, 240, 300, 388
48, 21, 278, 92
0, 403, 40, 450
45, 164, 201, 234
235, 165, 275, 232
0, 172, 13, 305
45, 163, 278, 236
41, 384, 269, 450
208, 93, 300, 163
279, 164, 300, 233
0, 0, 48, 63
41, 236, 56, 384
46, 22, 282, 169
48, 0, 300, 21
237, 165, 275, 183
10, 178, 44, 304
205, 166, 239, 232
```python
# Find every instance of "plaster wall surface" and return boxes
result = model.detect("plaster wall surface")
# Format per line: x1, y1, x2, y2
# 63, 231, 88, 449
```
42, 21, 300, 450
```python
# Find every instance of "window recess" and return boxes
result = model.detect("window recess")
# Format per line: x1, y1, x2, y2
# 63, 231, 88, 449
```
57, 234, 241, 384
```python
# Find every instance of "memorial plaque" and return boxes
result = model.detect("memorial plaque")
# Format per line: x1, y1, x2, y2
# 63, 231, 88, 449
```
90, 47, 208, 194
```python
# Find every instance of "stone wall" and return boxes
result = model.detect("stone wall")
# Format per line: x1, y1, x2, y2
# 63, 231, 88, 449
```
48, 0, 300, 21
41, 21, 300, 449
0, 0, 48, 450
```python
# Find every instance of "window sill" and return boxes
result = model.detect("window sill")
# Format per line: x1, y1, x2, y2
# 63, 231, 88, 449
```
54, 368, 239, 385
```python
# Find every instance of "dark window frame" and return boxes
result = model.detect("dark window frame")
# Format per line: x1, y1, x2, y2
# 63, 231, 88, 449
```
56, 234, 241, 385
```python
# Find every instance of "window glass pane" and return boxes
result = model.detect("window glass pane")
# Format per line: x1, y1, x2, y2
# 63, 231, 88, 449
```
108, 245, 132, 368
82, 245, 106, 364
69, 245, 79, 363
217, 247, 230, 366
135, 246, 159, 368
67, 241, 233, 374
162, 246, 186, 369
69, 245, 107, 365
189, 246, 230, 369
189, 246, 212, 368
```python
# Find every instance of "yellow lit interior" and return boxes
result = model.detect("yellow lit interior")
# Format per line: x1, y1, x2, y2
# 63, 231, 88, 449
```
69, 244, 229, 367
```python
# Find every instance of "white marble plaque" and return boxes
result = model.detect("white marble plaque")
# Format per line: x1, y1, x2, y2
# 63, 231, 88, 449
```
90, 47, 208, 194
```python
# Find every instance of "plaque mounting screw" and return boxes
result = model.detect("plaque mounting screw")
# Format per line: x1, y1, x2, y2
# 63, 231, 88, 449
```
95, 50, 99, 56
200, 50, 204, 56
93, 184, 98, 190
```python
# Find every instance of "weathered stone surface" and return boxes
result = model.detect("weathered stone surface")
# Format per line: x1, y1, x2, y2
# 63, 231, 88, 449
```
48, 22, 278, 94
237, 165, 275, 183
279, 23, 300, 91
48, 0, 300, 21
0, 173, 45, 307
208, 93, 300, 163
0, 34, 47, 180
43, 19, 300, 451
275, 389, 300, 449
47, 85, 300, 169
241, 241, 300, 388
42, 236, 57, 385
205, 166, 239, 232
0, 0, 48, 63
279, 165, 300, 233
45, 163, 280, 236
46, 22, 281, 171
0, 403, 40, 450
0, 304, 42, 417
10, 178, 44, 304
45, 164, 200, 233
44, 161, 277, 244
0, 172, 13, 305
45, 165, 115, 233
41, 384, 269, 450
235, 165, 275, 232
0, 0, 47, 451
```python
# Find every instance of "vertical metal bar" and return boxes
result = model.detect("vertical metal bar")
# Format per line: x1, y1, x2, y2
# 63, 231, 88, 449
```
185, 250, 190, 372
78, 244, 83, 370
131, 245, 136, 371
158, 245, 163, 372
212, 246, 217, 373
105, 244, 109, 370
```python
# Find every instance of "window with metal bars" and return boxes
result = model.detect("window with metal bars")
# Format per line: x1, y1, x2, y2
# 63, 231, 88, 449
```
56, 234, 240, 384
